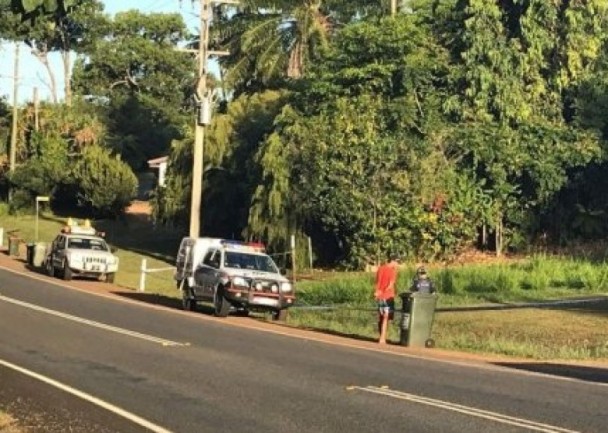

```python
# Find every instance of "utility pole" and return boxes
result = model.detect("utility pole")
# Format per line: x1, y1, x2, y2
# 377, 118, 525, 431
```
9, 43, 20, 174
188, 0, 237, 238
189, 0, 211, 238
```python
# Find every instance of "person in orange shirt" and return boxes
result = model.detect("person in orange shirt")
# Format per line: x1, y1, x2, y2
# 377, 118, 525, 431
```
374, 254, 399, 344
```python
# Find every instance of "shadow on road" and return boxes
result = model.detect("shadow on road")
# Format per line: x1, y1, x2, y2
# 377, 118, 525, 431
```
493, 362, 608, 384
274, 323, 379, 344
112, 291, 218, 316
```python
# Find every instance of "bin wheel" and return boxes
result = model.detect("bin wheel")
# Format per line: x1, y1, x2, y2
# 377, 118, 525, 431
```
272, 309, 288, 322
425, 338, 435, 348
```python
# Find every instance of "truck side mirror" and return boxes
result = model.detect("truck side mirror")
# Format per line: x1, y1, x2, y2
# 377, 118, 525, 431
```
280, 268, 287, 276
110, 246, 117, 253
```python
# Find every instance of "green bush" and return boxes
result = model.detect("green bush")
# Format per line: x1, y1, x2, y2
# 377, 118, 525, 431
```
8, 189, 34, 214
72, 145, 138, 217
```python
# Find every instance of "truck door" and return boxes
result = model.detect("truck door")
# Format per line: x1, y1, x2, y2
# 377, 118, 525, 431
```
53, 235, 66, 268
194, 249, 219, 299
175, 240, 191, 281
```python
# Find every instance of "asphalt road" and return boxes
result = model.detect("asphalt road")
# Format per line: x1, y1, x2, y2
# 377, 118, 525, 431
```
0, 267, 607, 433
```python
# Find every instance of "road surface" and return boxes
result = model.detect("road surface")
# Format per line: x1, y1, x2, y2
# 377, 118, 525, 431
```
0, 267, 606, 432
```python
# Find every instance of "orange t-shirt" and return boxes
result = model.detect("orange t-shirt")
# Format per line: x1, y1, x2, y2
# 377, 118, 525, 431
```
375, 263, 397, 300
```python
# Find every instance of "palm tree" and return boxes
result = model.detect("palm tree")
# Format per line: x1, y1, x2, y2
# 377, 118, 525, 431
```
212, 0, 332, 93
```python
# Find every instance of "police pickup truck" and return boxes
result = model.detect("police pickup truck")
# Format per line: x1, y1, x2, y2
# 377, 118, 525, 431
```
175, 238, 295, 320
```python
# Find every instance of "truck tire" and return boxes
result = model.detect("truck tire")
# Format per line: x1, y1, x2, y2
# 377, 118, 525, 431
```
272, 309, 288, 322
63, 261, 72, 281
46, 257, 55, 278
181, 281, 197, 311
214, 287, 230, 317
106, 273, 115, 284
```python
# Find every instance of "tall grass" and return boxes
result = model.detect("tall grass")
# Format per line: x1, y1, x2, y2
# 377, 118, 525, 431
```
296, 256, 608, 308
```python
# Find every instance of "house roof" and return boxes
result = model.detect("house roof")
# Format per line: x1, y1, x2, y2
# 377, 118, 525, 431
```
148, 156, 169, 168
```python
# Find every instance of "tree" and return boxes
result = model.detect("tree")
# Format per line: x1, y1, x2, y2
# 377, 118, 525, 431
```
72, 145, 137, 216
0, 0, 107, 105
8, 0, 80, 14
154, 90, 288, 237
246, 16, 458, 265
213, 0, 332, 94
72, 10, 194, 168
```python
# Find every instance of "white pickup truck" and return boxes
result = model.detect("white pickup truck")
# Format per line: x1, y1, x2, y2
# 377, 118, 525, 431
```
175, 237, 295, 320
44, 222, 119, 283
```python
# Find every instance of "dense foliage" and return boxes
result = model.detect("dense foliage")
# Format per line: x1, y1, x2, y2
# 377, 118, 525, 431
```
3, 0, 608, 267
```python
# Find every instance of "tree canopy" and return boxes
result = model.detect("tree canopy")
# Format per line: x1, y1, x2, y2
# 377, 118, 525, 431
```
3, 0, 608, 266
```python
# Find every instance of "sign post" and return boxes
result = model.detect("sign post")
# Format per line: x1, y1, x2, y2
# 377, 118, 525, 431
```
35, 196, 50, 241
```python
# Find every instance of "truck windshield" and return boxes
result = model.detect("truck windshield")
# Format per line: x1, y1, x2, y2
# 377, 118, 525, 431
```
224, 252, 279, 273
68, 237, 109, 251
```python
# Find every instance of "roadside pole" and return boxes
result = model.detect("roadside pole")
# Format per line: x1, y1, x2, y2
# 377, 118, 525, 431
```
188, 0, 239, 238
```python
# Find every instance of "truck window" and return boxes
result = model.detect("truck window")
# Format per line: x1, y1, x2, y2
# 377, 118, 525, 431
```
203, 249, 220, 269
224, 252, 278, 273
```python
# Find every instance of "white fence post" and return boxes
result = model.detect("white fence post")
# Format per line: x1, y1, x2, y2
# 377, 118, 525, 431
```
307, 236, 313, 271
139, 259, 147, 292
0, 228, 3, 248
290, 234, 296, 285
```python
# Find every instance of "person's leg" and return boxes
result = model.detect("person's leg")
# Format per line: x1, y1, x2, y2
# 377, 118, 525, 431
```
378, 309, 389, 344
379, 313, 389, 344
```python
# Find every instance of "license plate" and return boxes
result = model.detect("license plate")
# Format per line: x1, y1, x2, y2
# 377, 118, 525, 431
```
254, 297, 277, 307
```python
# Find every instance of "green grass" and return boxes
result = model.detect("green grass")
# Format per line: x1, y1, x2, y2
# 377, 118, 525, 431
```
296, 258, 608, 308
2, 210, 608, 361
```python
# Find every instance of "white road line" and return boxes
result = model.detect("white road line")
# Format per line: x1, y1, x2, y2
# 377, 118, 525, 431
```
351, 386, 580, 433
0, 358, 173, 433
0, 294, 187, 347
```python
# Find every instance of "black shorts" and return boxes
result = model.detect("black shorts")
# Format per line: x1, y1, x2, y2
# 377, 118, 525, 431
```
377, 298, 395, 319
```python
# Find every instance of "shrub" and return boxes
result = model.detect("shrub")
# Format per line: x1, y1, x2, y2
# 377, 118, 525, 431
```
72, 145, 138, 217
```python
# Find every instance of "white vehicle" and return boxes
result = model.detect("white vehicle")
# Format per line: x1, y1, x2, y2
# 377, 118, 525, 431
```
175, 237, 295, 320
44, 221, 119, 283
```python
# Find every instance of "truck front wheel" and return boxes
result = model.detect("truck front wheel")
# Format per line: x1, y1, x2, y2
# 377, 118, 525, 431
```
63, 261, 72, 281
181, 282, 197, 311
46, 257, 55, 278
214, 287, 230, 317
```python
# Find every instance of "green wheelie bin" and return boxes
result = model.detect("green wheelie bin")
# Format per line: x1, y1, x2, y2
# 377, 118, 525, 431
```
8, 237, 21, 257
399, 292, 438, 348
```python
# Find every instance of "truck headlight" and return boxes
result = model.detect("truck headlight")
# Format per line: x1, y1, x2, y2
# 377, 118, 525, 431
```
280, 282, 292, 293
70, 255, 83, 263
232, 276, 248, 287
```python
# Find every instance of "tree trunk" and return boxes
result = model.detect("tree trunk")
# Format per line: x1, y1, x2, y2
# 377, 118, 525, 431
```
495, 215, 502, 258
62, 50, 72, 106
33, 48, 58, 104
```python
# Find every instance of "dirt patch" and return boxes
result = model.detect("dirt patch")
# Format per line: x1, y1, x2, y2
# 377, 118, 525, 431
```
125, 200, 151, 216
0, 412, 25, 433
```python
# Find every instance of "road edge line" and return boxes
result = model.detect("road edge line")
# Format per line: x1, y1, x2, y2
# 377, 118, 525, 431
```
0, 358, 173, 433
